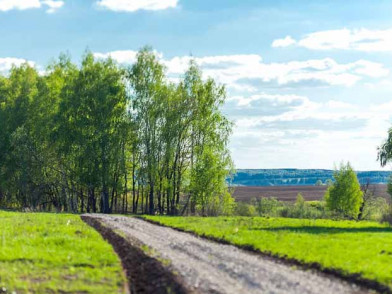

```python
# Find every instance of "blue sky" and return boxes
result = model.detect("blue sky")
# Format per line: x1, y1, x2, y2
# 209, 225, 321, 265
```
1, 0, 392, 170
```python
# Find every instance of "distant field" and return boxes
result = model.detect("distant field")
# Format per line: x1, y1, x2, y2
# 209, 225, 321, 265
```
232, 184, 389, 202
0, 211, 125, 293
233, 169, 392, 186
145, 216, 392, 291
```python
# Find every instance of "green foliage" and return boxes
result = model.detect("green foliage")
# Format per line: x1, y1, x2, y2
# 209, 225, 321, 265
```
381, 206, 392, 225
0, 48, 233, 216
325, 162, 363, 219
315, 180, 323, 186
235, 196, 385, 221
0, 211, 124, 293
252, 197, 328, 219
387, 175, 392, 201
235, 202, 256, 216
145, 215, 392, 290
295, 193, 305, 208
378, 127, 392, 167
128, 50, 234, 216
280, 201, 328, 219
256, 197, 280, 216
325, 179, 334, 186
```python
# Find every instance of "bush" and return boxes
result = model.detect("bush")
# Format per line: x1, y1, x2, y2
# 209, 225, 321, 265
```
381, 206, 392, 225
308, 201, 325, 210
325, 162, 363, 219
295, 193, 305, 208
235, 202, 257, 216
256, 197, 280, 216
361, 197, 389, 221
280, 201, 328, 219
387, 175, 392, 201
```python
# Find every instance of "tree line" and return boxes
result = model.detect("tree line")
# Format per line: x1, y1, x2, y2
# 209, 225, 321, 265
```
0, 48, 234, 215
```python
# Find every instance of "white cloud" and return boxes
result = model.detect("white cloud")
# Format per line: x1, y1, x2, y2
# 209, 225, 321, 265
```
0, 0, 41, 11
93, 49, 392, 169
272, 28, 392, 52
272, 36, 296, 48
42, 0, 64, 13
94, 50, 139, 64
229, 92, 392, 169
96, 0, 178, 12
95, 50, 389, 89
0, 57, 35, 74
228, 93, 308, 108
0, 0, 64, 13
164, 55, 389, 88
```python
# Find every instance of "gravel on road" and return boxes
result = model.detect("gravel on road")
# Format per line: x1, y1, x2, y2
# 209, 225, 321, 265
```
84, 214, 370, 294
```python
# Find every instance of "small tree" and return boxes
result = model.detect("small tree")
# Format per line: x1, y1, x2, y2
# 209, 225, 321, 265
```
315, 180, 323, 186
325, 162, 363, 219
295, 193, 305, 209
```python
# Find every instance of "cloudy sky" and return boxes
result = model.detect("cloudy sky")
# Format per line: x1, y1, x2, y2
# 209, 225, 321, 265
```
1, 0, 392, 170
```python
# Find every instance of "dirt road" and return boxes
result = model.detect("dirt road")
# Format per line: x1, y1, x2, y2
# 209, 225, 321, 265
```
83, 214, 369, 294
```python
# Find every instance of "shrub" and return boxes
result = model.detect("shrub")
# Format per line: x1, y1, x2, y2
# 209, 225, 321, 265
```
295, 193, 305, 208
205, 191, 236, 216
308, 201, 325, 210
280, 201, 328, 219
315, 180, 323, 186
387, 175, 392, 201
325, 162, 363, 219
361, 197, 389, 221
381, 206, 392, 225
235, 202, 256, 216
256, 197, 280, 216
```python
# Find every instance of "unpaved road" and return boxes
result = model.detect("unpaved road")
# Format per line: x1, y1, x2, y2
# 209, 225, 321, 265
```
85, 215, 370, 294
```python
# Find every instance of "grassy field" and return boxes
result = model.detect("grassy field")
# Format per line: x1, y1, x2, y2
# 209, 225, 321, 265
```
144, 216, 392, 289
0, 211, 125, 293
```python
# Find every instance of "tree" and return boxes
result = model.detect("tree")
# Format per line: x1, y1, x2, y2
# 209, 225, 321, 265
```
325, 162, 363, 219
325, 179, 333, 186
378, 127, 392, 167
0, 48, 234, 216
315, 180, 323, 186
387, 175, 392, 201
56, 53, 127, 213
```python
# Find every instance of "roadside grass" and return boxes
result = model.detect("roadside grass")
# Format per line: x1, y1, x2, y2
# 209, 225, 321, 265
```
0, 211, 125, 293
144, 216, 392, 290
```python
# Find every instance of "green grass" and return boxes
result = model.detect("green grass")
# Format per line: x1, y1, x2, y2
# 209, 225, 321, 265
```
144, 216, 392, 289
0, 211, 125, 293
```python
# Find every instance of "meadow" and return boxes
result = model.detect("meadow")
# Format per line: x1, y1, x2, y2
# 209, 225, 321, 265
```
144, 216, 392, 290
0, 211, 125, 293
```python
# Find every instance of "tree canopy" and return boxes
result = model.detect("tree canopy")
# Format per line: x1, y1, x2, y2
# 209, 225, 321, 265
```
0, 48, 234, 216
325, 162, 363, 219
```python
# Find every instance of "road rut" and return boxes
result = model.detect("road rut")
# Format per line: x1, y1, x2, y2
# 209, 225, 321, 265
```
85, 215, 369, 294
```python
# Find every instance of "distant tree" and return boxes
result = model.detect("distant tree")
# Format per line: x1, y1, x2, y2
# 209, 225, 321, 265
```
315, 180, 323, 186
387, 175, 392, 201
295, 193, 305, 208
325, 179, 333, 187
325, 162, 363, 219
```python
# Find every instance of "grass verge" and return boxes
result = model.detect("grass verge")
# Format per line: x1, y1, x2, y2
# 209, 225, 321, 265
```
144, 216, 392, 291
0, 211, 125, 293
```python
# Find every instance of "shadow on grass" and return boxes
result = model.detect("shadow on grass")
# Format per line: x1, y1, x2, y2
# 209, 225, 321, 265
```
251, 226, 392, 234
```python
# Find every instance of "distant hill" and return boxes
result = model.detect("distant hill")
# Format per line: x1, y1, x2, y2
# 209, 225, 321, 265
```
231, 169, 392, 186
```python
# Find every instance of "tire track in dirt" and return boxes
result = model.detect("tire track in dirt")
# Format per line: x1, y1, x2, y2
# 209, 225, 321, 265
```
81, 215, 190, 294
83, 214, 372, 294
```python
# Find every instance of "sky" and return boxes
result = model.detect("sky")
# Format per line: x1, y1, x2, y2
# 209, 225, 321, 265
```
1, 0, 392, 170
